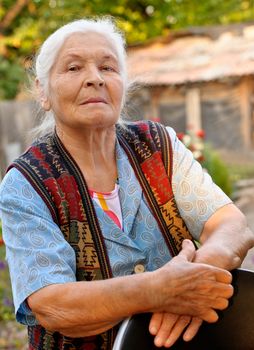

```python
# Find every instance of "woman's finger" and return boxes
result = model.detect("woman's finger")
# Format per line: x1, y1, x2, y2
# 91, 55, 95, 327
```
153, 313, 179, 347
164, 315, 191, 348
149, 312, 163, 335
182, 317, 203, 342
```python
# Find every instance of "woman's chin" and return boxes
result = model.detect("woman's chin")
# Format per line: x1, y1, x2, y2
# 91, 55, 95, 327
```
79, 113, 119, 128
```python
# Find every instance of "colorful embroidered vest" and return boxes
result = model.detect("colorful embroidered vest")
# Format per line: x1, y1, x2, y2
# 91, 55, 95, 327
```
10, 121, 193, 350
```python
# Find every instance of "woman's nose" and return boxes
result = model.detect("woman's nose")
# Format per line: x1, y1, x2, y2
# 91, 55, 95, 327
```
83, 66, 105, 88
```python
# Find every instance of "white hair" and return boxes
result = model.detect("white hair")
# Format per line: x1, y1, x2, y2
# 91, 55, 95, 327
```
31, 17, 128, 138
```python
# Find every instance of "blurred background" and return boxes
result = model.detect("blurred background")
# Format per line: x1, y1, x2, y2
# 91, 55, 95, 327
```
1, 0, 254, 348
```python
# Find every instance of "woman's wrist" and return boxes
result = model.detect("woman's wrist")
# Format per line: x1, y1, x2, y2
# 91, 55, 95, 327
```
194, 244, 240, 270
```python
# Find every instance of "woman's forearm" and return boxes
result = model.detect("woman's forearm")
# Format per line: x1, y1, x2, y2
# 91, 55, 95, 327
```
48, 319, 121, 338
28, 273, 154, 335
195, 204, 254, 270
27, 240, 233, 337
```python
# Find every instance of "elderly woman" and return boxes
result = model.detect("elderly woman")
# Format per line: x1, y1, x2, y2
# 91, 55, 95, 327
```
0, 18, 253, 350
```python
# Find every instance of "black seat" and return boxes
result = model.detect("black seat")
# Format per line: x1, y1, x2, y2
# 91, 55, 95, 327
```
113, 269, 254, 350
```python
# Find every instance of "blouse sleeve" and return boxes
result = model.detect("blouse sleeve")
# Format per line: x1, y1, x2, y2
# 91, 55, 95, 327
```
166, 126, 232, 240
0, 168, 76, 326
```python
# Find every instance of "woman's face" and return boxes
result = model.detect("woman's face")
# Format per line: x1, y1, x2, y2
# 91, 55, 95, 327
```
44, 32, 124, 132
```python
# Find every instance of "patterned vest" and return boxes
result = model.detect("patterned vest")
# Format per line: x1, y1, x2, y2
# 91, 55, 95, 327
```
11, 121, 194, 350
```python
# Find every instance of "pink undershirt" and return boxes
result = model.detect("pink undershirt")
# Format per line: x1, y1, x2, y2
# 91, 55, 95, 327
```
89, 184, 123, 230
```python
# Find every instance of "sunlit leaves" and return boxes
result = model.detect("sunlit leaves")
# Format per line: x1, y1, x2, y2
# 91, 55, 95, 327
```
1, 0, 254, 99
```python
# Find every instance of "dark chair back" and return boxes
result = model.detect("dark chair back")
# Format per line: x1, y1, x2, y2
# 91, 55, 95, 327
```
113, 269, 254, 350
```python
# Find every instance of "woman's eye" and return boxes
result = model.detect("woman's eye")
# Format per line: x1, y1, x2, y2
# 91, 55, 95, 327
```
101, 66, 115, 72
68, 65, 80, 72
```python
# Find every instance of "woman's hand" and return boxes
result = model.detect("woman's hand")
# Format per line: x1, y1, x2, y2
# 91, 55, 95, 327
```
149, 312, 202, 348
148, 233, 238, 347
151, 239, 233, 323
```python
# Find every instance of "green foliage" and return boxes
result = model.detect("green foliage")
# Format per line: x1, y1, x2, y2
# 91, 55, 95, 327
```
202, 144, 233, 197
1, 0, 254, 99
0, 222, 15, 322
0, 56, 25, 99
177, 130, 232, 196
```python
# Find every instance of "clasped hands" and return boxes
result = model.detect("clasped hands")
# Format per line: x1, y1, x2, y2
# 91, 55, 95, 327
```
149, 239, 234, 348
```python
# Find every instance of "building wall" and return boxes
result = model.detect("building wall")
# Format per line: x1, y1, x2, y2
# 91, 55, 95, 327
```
0, 100, 36, 180
128, 77, 254, 151
201, 81, 243, 149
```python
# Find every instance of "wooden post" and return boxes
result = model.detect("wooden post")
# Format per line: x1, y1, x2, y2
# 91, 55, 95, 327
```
239, 77, 252, 150
149, 87, 163, 121
185, 88, 202, 132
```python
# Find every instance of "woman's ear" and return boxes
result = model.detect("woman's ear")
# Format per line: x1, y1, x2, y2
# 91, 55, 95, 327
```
35, 78, 51, 111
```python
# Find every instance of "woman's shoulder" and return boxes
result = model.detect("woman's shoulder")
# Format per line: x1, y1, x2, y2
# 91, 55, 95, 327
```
0, 167, 37, 201
0, 167, 27, 190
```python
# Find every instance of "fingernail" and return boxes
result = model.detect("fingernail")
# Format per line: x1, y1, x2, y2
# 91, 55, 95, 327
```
155, 336, 162, 347
183, 334, 191, 341
165, 338, 172, 347
150, 326, 157, 335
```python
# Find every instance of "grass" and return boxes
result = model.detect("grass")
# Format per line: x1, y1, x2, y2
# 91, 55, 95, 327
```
217, 147, 254, 184
227, 163, 254, 183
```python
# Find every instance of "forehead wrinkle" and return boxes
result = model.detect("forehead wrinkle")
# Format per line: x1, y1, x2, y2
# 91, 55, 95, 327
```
60, 46, 118, 60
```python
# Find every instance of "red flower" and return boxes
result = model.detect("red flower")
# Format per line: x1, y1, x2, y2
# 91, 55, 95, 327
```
196, 129, 205, 138
177, 132, 185, 141
0, 238, 4, 246
198, 155, 205, 162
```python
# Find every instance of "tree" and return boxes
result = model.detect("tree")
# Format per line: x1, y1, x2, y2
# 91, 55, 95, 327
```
0, 0, 254, 99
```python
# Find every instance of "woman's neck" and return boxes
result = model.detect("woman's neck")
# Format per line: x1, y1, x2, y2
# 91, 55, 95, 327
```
56, 125, 118, 192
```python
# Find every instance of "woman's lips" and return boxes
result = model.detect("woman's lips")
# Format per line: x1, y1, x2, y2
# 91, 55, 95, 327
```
81, 98, 107, 104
